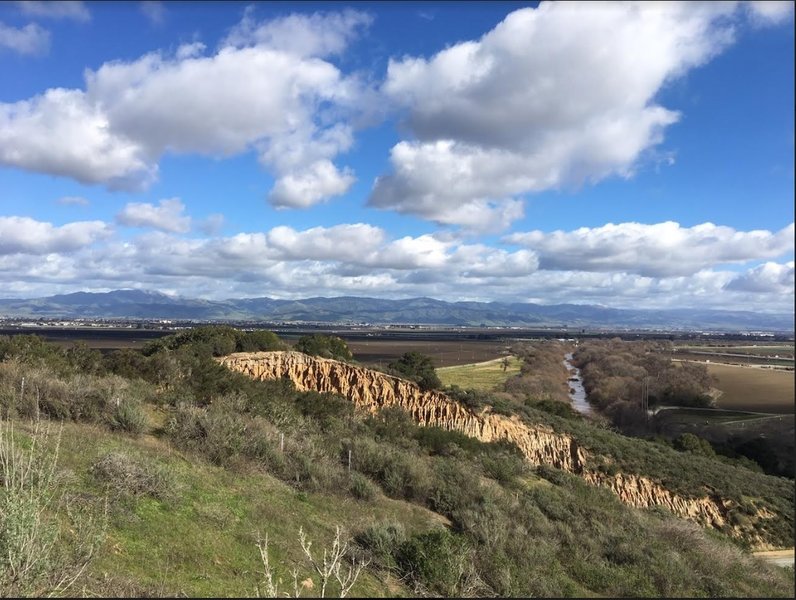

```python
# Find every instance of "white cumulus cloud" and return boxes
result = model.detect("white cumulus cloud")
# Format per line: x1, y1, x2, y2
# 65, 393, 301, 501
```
116, 198, 191, 233
222, 6, 372, 57
56, 196, 90, 206
16, 1, 90, 21
0, 9, 369, 207
0, 216, 110, 254
0, 21, 49, 55
269, 161, 356, 209
505, 221, 795, 277
0, 220, 792, 313
369, 1, 776, 229
725, 261, 795, 293
0, 88, 156, 189
140, 1, 165, 26
745, 0, 794, 25
265, 223, 385, 262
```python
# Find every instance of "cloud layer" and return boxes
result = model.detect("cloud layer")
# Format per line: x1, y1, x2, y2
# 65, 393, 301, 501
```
505, 222, 795, 277
0, 215, 791, 312
0, 3, 792, 316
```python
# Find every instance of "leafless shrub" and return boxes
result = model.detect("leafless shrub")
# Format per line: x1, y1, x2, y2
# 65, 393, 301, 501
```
0, 420, 107, 597
256, 525, 370, 598
90, 451, 175, 501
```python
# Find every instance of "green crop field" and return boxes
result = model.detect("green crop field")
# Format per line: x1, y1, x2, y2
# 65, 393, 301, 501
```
436, 356, 522, 391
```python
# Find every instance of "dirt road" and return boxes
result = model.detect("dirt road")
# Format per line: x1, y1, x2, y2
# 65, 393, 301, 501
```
752, 549, 794, 568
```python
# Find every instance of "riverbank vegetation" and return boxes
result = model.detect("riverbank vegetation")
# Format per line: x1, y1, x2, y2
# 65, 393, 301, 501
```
0, 328, 792, 597
572, 338, 795, 479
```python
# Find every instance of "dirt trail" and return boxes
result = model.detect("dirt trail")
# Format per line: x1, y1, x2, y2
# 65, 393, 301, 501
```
752, 549, 795, 568
673, 358, 793, 371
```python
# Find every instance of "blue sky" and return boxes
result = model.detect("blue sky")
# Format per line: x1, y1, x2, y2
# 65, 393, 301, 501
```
0, 1, 793, 311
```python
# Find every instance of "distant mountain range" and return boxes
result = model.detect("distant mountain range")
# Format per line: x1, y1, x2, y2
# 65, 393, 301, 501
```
0, 289, 792, 332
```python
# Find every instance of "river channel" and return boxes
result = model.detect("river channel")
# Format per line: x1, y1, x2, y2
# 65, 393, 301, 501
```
564, 352, 593, 416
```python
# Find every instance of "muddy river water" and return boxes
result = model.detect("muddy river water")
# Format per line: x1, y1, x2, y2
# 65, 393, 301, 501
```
564, 352, 593, 416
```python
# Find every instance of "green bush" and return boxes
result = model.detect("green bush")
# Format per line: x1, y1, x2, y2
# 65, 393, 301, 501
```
396, 529, 474, 596
365, 407, 417, 449
349, 472, 378, 501
142, 325, 285, 358
673, 433, 715, 457
282, 443, 348, 494
381, 453, 430, 501
167, 404, 259, 467
103, 348, 151, 380
481, 454, 524, 487
355, 521, 406, 570
236, 330, 284, 353
388, 352, 441, 391
108, 400, 148, 435
350, 439, 430, 502
528, 398, 582, 419
65, 342, 104, 376
295, 334, 352, 361
427, 460, 485, 519
0, 362, 67, 420
414, 426, 479, 456
444, 385, 491, 411
295, 391, 353, 433
0, 334, 70, 375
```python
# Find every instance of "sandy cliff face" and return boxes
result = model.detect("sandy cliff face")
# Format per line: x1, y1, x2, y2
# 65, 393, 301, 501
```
219, 351, 764, 542
220, 351, 586, 471
582, 471, 729, 528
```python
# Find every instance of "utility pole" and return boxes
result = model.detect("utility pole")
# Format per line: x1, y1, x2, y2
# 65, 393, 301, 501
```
641, 377, 649, 426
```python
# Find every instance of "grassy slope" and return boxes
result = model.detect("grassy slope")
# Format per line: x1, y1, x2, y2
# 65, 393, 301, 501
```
51, 421, 444, 597
437, 357, 522, 391
2, 331, 793, 597
21, 417, 792, 598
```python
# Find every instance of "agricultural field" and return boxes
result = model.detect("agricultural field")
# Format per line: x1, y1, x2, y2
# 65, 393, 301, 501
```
344, 339, 513, 368
706, 362, 794, 414
436, 356, 523, 391
677, 343, 794, 357
0, 326, 169, 351
672, 342, 794, 368
1, 326, 518, 368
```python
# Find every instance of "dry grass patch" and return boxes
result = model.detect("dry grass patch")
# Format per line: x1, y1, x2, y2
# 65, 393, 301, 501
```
706, 363, 795, 414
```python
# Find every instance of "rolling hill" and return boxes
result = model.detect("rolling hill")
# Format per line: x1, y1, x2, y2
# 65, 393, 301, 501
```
0, 289, 792, 332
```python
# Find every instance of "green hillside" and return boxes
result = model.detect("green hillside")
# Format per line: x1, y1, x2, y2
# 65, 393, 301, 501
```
0, 328, 793, 597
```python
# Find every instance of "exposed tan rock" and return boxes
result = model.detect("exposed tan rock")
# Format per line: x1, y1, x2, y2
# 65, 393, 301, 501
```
219, 351, 584, 470
582, 471, 729, 529
219, 351, 767, 545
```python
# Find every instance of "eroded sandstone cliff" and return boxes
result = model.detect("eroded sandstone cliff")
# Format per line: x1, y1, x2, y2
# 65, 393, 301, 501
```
219, 351, 772, 545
